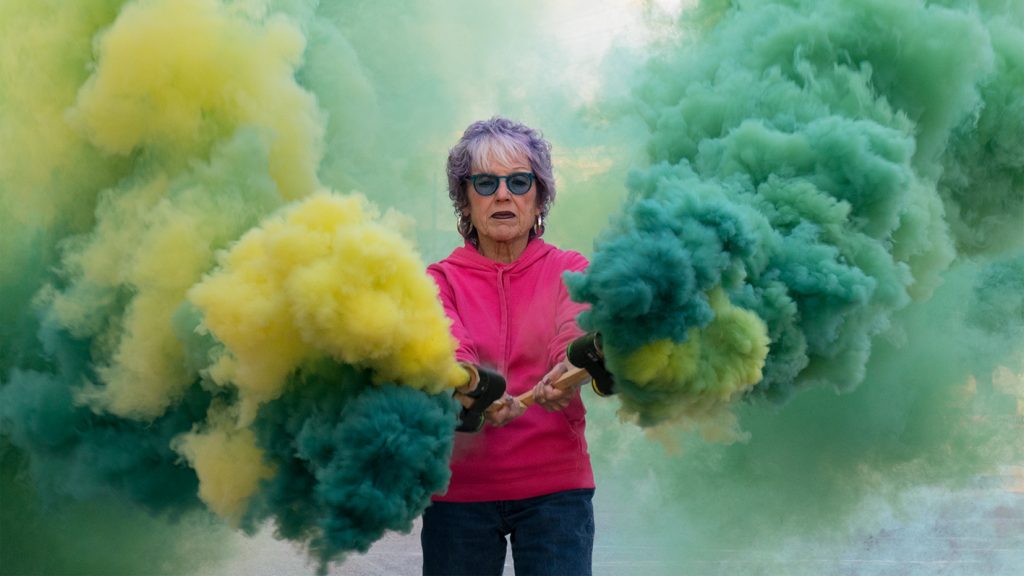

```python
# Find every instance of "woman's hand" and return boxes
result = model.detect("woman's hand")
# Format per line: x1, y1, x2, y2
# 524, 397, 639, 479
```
484, 394, 526, 427
532, 360, 576, 412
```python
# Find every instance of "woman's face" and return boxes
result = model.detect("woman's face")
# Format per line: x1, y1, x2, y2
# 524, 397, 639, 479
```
464, 152, 541, 248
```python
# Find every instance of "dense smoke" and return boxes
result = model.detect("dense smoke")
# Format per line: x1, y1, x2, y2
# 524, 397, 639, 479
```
1, 0, 467, 572
568, 0, 1023, 437
1, 0, 1020, 574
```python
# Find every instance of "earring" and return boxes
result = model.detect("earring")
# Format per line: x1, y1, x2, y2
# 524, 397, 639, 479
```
534, 215, 544, 236
459, 214, 475, 237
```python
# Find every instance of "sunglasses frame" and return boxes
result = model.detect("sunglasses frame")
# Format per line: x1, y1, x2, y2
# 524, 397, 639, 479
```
466, 172, 535, 196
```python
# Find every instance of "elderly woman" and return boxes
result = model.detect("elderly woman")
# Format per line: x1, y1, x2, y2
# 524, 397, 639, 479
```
423, 117, 595, 575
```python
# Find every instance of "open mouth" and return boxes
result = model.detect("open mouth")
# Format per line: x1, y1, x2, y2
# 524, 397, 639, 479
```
491, 211, 515, 220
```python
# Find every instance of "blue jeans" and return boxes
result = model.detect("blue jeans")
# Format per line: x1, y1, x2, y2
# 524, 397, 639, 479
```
421, 488, 595, 576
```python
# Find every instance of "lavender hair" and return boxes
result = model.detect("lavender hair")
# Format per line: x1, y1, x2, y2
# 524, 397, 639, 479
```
446, 117, 556, 243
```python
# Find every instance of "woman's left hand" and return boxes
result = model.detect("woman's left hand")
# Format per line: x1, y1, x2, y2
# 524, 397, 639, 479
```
484, 394, 527, 427
532, 360, 576, 412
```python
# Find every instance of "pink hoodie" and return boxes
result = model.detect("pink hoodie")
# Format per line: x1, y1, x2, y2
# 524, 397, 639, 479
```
427, 238, 595, 502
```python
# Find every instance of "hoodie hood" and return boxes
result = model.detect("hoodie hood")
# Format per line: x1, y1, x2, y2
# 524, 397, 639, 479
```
445, 238, 555, 272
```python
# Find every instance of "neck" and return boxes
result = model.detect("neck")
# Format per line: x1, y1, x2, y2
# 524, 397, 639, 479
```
477, 235, 530, 264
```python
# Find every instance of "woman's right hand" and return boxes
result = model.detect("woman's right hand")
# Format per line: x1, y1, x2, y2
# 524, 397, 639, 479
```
484, 394, 526, 427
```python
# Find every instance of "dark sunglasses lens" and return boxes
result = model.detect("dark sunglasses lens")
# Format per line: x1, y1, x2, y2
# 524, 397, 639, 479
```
473, 176, 498, 195
508, 174, 533, 195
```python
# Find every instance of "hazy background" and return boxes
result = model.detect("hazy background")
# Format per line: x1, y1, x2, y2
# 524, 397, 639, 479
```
2, 0, 1021, 575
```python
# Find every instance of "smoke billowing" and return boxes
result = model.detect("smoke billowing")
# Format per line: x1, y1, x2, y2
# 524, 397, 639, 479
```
2, 0, 466, 572
573, 0, 1024, 569
1, 0, 1022, 574
568, 0, 1023, 436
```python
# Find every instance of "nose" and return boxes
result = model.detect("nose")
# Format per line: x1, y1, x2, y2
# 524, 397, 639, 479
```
494, 180, 512, 199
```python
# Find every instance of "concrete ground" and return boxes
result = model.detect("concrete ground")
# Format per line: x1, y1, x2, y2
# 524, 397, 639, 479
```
224, 466, 1024, 576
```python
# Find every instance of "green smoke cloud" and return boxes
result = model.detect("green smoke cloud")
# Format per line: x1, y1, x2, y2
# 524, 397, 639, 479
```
575, 0, 1023, 568
586, 254, 1023, 572
245, 365, 456, 572
568, 0, 1022, 430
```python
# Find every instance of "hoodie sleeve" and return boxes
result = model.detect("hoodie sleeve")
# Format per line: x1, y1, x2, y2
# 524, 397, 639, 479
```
427, 263, 480, 366
547, 251, 590, 369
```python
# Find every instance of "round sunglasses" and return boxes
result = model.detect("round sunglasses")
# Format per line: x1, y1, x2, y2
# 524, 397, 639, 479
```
466, 172, 535, 196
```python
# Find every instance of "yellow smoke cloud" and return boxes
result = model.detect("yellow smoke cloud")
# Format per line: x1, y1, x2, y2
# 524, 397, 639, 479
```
45, 127, 283, 421
618, 287, 770, 440
47, 176, 205, 419
173, 404, 276, 523
190, 191, 466, 425
67, 0, 323, 200
0, 0, 129, 285
25, 0, 331, 421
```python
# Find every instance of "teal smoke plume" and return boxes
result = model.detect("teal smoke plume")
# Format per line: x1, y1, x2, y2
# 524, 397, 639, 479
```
567, 0, 1024, 430
245, 365, 456, 571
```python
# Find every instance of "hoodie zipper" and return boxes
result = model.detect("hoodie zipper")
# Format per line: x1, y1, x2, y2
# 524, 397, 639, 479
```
497, 267, 508, 374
